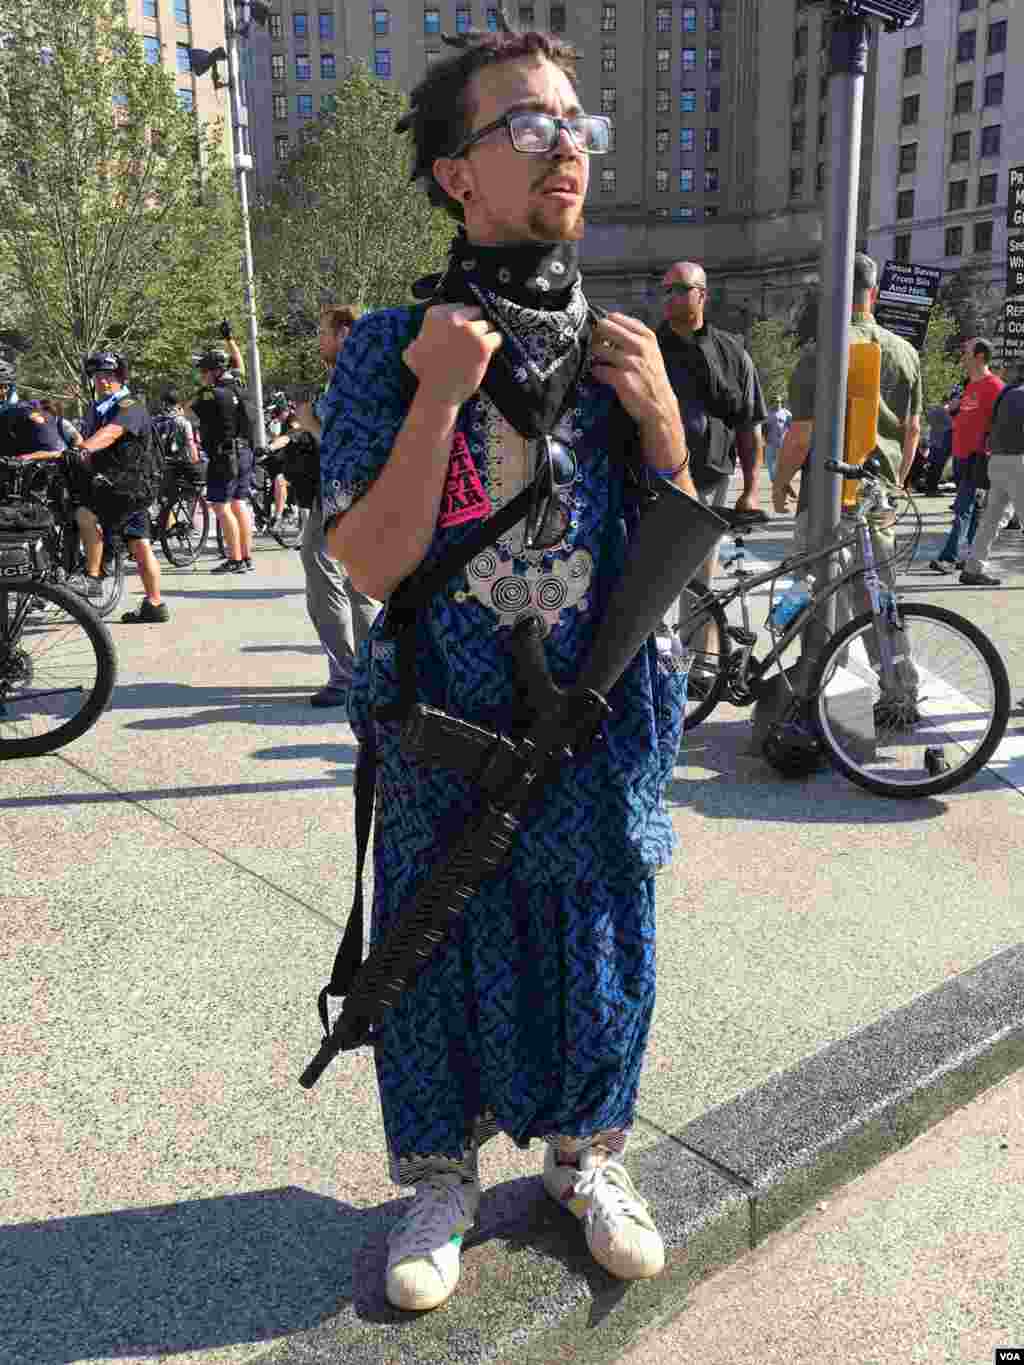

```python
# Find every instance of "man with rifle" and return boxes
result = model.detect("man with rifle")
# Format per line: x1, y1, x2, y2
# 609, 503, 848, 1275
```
311, 14, 717, 1316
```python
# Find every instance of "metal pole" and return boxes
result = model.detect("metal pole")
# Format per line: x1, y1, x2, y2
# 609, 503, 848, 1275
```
800, 8, 870, 672
223, 0, 267, 448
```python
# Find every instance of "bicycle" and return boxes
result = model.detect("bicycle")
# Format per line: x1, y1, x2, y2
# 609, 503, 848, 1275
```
674, 457, 1011, 798
0, 469, 117, 759
212, 448, 307, 559
152, 459, 211, 567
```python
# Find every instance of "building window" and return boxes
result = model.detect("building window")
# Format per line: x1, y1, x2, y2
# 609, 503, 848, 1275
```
960, 0, 977, 9
271, 52, 285, 79
656, 89, 670, 113
455, 6, 471, 32
424, 8, 440, 34
425, 46, 439, 63
680, 88, 696, 113
486, 7, 498, 29
818, 111, 827, 145
603, 46, 617, 72
175, 42, 190, 71
815, 161, 825, 191
607, 123, 616, 153
174, 0, 189, 22
951, 130, 971, 162
978, 172, 998, 207
987, 20, 1007, 55
656, 168, 669, 192
321, 93, 337, 112
896, 188, 915, 218
656, 4, 671, 33
177, 87, 193, 110
899, 143, 917, 174
143, 0, 157, 15
297, 93, 313, 115
705, 127, 719, 154
790, 166, 805, 196
794, 26, 808, 59
945, 225, 963, 256
674, 207, 696, 221
601, 88, 616, 114
948, 179, 967, 210
901, 93, 919, 125
374, 48, 390, 77
318, 10, 333, 39
322, 52, 336, 78
144, 34, 161, 63
656, 127, 669, 154
518, 4, 534, 24
656, 47, 669, 73
954, 81, 973, 115
655, 207, 670, 219
601, 4, 616, 32
903, 45, 922, 77
790, 119, 804, 153
293, 10, 306, 35
682, 47, 696, 71
709, 3, 721, 30
550, 5, 566, 32
269, 12, 282, 37
894, 233, 912, 263
705, 168, 719, 193
295, 53, 311, 80
706, 86, 720, 113
273, 92, 287, 119
956, 30, 975, 63
707, 46, 721, 72
980, 124, 1001, 158
793, 73, 807, 107
984, 73, 1004, 107
706, 205, 719, 219
275, 134, 289, 160
680, 127, 694, 152
679, 169, 693, 193
682, 5, 697, 32
600, 167, 616, 193
373, 8, 389, 35
820, 73, 828, 101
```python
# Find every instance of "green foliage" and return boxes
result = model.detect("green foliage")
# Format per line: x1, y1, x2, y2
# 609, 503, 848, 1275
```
252, 62, 452, 387
748, 317, 803, 406
936, 264, 1001, 356
0, 0, 244, 406
918, 303, 963, 418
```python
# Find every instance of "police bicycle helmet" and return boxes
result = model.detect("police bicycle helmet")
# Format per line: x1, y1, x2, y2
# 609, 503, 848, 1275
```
85, 350, 127, 379
194, 347, 230, 373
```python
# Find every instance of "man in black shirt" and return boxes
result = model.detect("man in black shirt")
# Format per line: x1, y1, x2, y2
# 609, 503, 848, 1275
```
656, 260, 768, 592
186, 329, 255, 574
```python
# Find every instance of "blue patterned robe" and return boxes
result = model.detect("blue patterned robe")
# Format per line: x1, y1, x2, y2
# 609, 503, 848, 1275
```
320, 307, 688, 1184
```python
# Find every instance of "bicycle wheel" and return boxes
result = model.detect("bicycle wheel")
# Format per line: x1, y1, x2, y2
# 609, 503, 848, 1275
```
675, 580, 732, 731
271, 496, 308, 549
159, 490, 210, 566
809, 602, 1010, 798
0, 578, 117, 758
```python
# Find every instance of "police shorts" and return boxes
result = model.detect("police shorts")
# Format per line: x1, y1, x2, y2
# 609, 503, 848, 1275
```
85, 495, 150, 544
206, 446, 254, 504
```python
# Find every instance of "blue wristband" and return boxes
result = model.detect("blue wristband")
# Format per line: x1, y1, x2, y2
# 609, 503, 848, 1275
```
652, 462, 686, 478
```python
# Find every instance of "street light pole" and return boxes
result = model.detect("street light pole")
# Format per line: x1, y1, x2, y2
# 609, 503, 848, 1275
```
222, 0, 267, 449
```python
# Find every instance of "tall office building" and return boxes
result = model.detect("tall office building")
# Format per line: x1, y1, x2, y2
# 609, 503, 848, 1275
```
128, 0, 231, 135
245, 1, 878, 322
868, 0, 1018, 295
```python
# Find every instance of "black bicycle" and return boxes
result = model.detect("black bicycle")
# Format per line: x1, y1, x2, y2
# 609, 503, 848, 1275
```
153, 458, 211, 567
0, 468, 117, 759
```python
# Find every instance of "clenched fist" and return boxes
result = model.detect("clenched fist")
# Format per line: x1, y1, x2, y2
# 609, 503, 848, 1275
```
403, 304, 503, 409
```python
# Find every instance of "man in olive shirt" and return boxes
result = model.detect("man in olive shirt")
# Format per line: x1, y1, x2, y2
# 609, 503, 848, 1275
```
773, 254, 922, 631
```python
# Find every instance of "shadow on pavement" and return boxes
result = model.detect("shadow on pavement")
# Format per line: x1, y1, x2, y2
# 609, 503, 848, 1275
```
241, 644, 324, 655
103, 682, 352, 731
1, 1187, 406, 1364
0, 769, 358, 809
151, 589, 306, 601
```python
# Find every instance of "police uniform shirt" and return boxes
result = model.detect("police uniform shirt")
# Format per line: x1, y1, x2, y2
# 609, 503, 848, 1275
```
191, 370, 249, 453
656, 321, 768, 489
81, 394, 151, 477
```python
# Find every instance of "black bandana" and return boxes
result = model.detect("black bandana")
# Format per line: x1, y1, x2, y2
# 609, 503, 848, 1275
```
413, 230, 595, 439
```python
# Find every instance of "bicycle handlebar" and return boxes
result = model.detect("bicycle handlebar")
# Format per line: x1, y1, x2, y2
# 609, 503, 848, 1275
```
823, 457, 882, 480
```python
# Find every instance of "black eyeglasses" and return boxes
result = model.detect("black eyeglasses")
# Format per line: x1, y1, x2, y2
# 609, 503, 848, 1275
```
663, 282, 706, 297
449, 111, 611, 159
524, 437, 577, 552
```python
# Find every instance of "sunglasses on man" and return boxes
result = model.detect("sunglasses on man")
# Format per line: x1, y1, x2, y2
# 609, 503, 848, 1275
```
523, 436, 578, 552
663, 282, 706, 297
449, 111, 612, 159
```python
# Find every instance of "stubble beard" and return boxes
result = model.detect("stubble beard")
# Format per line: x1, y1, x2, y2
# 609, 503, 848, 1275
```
527, 200, 586, 242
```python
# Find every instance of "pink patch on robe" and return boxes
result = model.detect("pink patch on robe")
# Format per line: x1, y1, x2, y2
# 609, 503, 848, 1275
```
437, 432, 493, 528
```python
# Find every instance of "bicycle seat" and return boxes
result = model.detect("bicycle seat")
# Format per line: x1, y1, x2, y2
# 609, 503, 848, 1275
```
715, 507, 772, 531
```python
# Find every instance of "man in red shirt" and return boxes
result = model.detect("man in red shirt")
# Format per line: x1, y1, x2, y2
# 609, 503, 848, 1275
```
930, 338, 1004, 576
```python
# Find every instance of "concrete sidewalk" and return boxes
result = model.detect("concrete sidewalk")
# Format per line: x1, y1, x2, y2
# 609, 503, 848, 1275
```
3, 487, 1024, 1365
613, 1065, 1024, 1365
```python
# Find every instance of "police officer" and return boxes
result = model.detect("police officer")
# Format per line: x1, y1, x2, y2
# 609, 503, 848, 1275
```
186, 324, 255, 574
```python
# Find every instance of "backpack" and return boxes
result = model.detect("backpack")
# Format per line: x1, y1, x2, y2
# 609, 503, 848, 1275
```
222, 374, 255, 443
151, 411, 187, 462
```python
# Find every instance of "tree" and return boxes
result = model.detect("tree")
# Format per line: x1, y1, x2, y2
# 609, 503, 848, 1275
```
0, 0, 244, 406
252, 62, 452, 386
936, 263, 1002, 357
918, 303, 963, 416
747, 317, 803, 406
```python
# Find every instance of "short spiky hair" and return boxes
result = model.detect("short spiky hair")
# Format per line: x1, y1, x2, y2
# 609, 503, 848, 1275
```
395, 6, 578, 222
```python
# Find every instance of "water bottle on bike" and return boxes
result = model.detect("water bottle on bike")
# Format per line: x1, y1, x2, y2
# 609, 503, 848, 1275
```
768, 575, 815, 631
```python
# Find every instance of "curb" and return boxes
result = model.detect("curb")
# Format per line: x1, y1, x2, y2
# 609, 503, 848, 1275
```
253, 945, 1024, 1365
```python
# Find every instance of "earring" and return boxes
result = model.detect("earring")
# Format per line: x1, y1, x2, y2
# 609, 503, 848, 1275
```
463, 190, 472, 201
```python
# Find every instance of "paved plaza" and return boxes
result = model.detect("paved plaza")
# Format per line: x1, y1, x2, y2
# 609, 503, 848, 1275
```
3, 490, 1023, 1364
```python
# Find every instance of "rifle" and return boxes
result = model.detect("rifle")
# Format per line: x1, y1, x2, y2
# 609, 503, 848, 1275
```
300, 480, 726, 1089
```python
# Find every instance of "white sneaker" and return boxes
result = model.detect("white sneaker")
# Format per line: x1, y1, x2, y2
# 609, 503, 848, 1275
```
385, 1173, 480, 1311
543, 1146, 665, 1280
